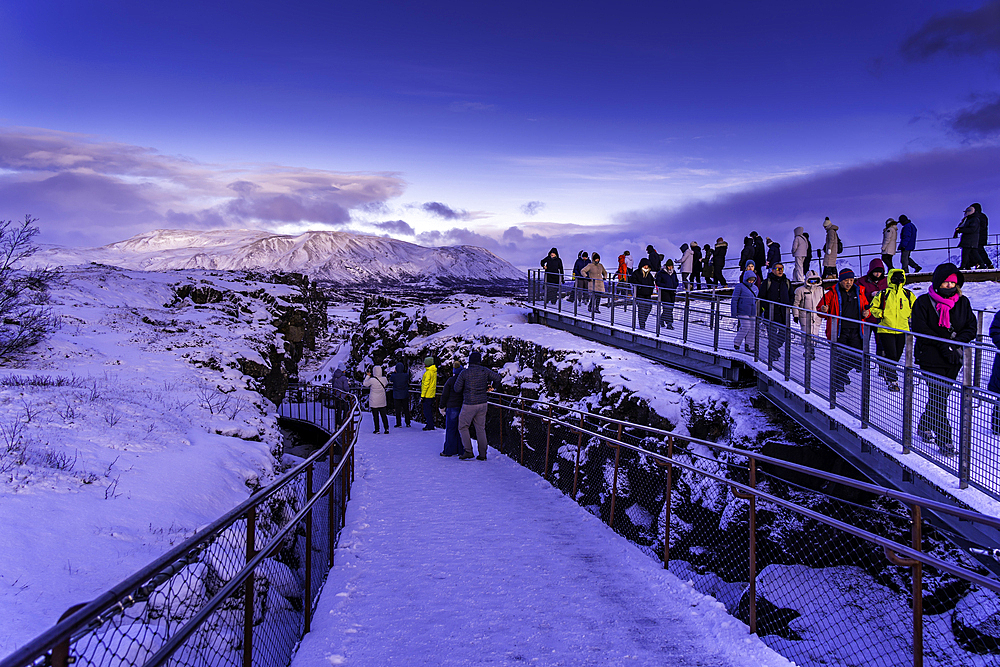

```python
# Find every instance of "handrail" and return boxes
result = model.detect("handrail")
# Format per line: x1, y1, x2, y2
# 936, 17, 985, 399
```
1, 386, 360, 667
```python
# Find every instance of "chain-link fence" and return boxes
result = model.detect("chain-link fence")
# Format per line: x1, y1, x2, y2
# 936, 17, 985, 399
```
2, 386, 360, 667
491, 390, 1000, 667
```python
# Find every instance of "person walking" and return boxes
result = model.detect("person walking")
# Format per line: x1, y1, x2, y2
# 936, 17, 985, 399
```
691, 241, 703, 290
363, 365, 390, 434
703, 242, 715, 285
572, 251, 590, 302
752, 232, 766, 281
388, 361, 412, 427
822, 217, 840, 279
420, 356, 437, 430
989, 310, 1000, 433
332, 364, 351, 427
731, 269, 759, 353
792, 270, 824, 359
803, 231, 814, 276
617, 250, 631, 282
455, 350, 504, 460
713, 238, 728, 286
856, 258, 887, 358
881, 218, 898, 271
765, 237, 781, 270
898, 215, 921, 273
791, 227, 809, 282
655, 260, 679, 330
740, 235, 755, 272
581, 252, 608, 314
868, 268, 915, 392
759, 261, 793, 363
630, 258, 656, 329
910, 263, 977, 453
646, 245, 662, 273
540, 248, 564, 304
973, 203, 994, 269
818, 268, 871, 394
955, 205, 982, 270
679, 243, 693, 290
438, 362, 465, 456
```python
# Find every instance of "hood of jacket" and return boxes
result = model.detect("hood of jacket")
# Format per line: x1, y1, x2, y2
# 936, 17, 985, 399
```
885, 268, 906, 287
803, 270, 822, 287
867, 258, 885, 276
679, 243, 689, 252
742, 269, 757, 285
394, 361, 405, 374
931, 262, 964, 290
333, 368, 344, 379
372, 366, 384, 379
716, 240, 727, 248
793, 226, 804, 236
548, 247, 559, 257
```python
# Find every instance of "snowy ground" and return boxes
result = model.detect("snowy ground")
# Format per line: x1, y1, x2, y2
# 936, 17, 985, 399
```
292, 428, 793, 667
0, 265, 306, 656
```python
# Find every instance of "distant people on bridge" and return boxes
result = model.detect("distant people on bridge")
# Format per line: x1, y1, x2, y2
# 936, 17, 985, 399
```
765, 237, 781, 271
455, 350, 504, 460
857, 259, 887, 357
731, 269, 759, 353
911, 263, 977, 454
792, 271, 824, 359
364, 365, 390, 434
802, 231, 814, 276
617, 250, 632, 281
818, 268, 870, 394
420, 356, 438, 431
752, 232, 766, 281
438, 361, 464, 456
739, 235, 755, 273
791, 227, 809, 282
702, 242, 715, 285
572, 251, 590, 302
389, 361, 412, 427
646, 245, 662, 273
540, 248, 564, 305
977, 204, 994, 269
989, 311, 1000, 433
679, 243, 693, 290
955, 205, 982, 270
821, 217, 840, 279
581, 252, 608, 314
630, 258, 656, 329
881, 218, 898, 270
656, 260, 679, 330
868, 268, 914, 392
691, 241, 703, 289
333, 364, 351, 426
759, 261, 792, 364
898, 215, 921, 273
713, 238, 728, 286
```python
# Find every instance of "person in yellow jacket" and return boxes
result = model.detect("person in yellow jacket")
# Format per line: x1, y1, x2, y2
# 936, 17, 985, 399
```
868, 268, 915, 392
420, 356, 438, 430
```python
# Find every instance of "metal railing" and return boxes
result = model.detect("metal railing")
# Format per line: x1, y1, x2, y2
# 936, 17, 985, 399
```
482, 389, 1000, 667
1, 386, 360, 667
529, 271, 1000, 497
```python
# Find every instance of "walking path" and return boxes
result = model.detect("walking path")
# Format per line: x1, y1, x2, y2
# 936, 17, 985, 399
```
291, 427, 791, 667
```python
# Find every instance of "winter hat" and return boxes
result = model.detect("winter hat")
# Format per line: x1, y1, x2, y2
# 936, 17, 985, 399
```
646, 244, 656, 253
637, 258, 650, 270
931, 263, 964, 290
424, 356, 435, 367
716, 237, 724, 244
452, 360, 462, 370
680, 243, 689, 252
898, 215, 910, 224
885, 218, 896, 226
548, 247, 558, 256
665, 259, 674, 267
592, 252, 601, 261
623, 250, 630, 256
469, 350, 482, 365
838, 268, 855, 281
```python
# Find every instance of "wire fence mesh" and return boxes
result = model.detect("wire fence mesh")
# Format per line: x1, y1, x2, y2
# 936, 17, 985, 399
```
2, 387, 360, 667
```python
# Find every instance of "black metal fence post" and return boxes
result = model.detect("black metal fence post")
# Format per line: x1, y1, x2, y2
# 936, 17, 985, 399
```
902, 334, 914, 454
959, 347, 973, 489
784, 312, 792, 381
682, 292, 690, 343
829, 341, 838, 411
243, 507, 256, 667
861, 326, 871, 429
713, 295, 720, 352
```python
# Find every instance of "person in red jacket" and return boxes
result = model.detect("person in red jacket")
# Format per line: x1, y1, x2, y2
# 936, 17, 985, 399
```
818, 268, 871, 394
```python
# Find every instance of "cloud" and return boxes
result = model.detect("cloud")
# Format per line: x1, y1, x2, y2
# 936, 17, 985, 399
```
421, 201, 473, 220
950, 94, 1000, 136
520, 200, 545, 216
0, 127, 406, 245
901, 1, 1000, 60
372, 219, 415, 236
449, 101, 496, 112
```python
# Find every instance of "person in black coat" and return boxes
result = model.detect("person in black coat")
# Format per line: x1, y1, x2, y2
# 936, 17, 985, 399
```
438, 362, 465, 456
571, 251, 590, 302
752, 233, 766, 281
955, 206, 982, 270
740, 235, 755, 271
691, 242, 703, 290
713, 238, 728, 287
759, 262, 793, 364
388, 361, 411, 427
540, 247, 564, 304
802, 232, 813, 276
765, 238, 781, 269
910, 263, 977, 452
973, 203, 994, 269
655, 260, 680, 330
630, 258, 656, 330
645, 244, 662, 273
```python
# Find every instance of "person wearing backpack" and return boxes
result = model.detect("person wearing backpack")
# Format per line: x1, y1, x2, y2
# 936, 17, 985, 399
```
881, 218, 898, 271
822, 217, 840, 279
363, 365, 390, 434
868, 268, 914, 392
898, 215, 921, 273
655, 260, 680, 330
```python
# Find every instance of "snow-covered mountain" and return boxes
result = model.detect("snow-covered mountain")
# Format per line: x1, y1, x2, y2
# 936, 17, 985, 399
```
31, 229, 525, 283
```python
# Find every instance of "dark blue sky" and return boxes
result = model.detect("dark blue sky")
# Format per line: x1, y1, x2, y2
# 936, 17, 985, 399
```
1, 0, 998, 266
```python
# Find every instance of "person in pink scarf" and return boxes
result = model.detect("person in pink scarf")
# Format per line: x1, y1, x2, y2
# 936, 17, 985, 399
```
910, 263, 977, 453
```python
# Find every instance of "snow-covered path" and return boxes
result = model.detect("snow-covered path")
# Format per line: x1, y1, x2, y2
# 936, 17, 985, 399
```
291, 428, 791, 667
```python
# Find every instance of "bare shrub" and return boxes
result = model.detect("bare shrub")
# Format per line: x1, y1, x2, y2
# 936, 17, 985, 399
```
196, 385, 233, 415
0, 215, 60, 359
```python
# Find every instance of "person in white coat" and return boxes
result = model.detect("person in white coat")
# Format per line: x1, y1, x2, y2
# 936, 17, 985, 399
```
791, 226, 809, 282
363, 365, 390, 434
792, 271, 825, 359
679, 243, 694, 290
822, 217, 840, 278
881, 218, 898, 271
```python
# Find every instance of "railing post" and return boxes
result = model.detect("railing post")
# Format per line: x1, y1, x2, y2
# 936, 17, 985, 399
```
607, 424, 623, 528
243, 507, 256, 667
329, 454, 336, 567
519, 410, 525, 464
959, 348, 973, 489
52, 603, 88, 667
655, 292, 662, 337
304, 465, 314, 633
975, 310, 984, 387
499, 397, 505, 451
572, 414, 584, 499
829, 341, 838, 410
754, 315, 761, 364
902, 334, 914, 454
683, 291, 690, 343
804, 330, 812, 394
573, 283, 579, 317
784, 310, 792, 381
912, 504, 924, 667
713, 297, 720, 352
861, 325, 871, 429
544, 405, 553, 479
610, 283, 617, 327
731, 459, 757, 634
660, 435, 675, 569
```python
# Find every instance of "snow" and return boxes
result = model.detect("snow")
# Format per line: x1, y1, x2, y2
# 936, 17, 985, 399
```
27, 229, 525, 283
291, 428, 794, 667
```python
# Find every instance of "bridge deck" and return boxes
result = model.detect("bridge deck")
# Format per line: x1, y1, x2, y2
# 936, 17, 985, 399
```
290, 429, 790, 667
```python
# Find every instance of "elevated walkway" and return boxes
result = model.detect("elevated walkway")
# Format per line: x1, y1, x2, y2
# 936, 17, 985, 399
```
290, 429, 789, 667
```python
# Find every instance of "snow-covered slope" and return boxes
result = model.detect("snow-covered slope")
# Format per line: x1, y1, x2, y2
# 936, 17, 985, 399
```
30, 229, 524, 283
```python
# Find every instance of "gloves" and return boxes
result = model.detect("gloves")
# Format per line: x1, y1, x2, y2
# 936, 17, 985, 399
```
945, 346, 963, 366
794, 317, 799, 324
439, 408, 446, 416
